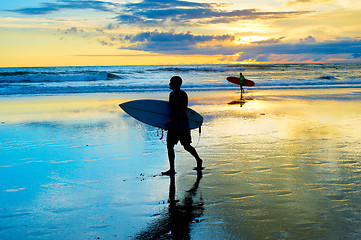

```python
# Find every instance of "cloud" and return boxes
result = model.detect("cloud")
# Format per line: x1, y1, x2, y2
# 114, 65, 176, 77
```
62, 27, 84, 34
120, 30, 235, 54
9, 0, 360, 63
114, 0, 313, 26
251, 37, 286, 45
10, 0, 314, 28
300, 35, 316, 43
98, 40, 114, 46
236, 38, 361, 62
117, 30, 361, 62
10, 0, 118, 15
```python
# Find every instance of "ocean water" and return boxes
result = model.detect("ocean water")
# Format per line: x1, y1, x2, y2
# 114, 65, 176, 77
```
0, 63, 360, 95
1, 64, 361, 238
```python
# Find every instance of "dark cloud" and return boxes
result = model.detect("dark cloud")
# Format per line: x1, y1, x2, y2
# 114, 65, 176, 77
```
114, 0, 313, 26
11, 0, 118, 15
121, 30, 235, 53
118, 30, 361, 61
236, 38, 361, 61
123, 0, 206, 10
260, 39, 360, 55
10, 0, 313, 28
124, 30, 234, 43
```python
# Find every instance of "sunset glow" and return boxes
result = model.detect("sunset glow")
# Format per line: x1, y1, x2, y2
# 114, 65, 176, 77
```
1, 0, 360, 67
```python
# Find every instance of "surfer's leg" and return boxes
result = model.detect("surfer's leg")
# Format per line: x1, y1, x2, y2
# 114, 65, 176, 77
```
183, 144, 203, 169
162, 146, 175, 175
180, 130, 203, 169
167, 142, 175, 169
163, 131, 177, 175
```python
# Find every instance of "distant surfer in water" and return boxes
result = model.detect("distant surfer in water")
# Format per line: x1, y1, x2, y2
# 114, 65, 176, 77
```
162, 76, 203, 175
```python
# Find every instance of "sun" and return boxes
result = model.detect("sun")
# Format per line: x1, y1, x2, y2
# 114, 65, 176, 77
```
235, 36, 266, 45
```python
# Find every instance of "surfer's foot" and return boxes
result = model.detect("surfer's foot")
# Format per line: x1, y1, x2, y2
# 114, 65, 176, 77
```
193, 158, 203, 171
161, 169, 176, 176
193, 167, 204, 172
193, 166, 204, 171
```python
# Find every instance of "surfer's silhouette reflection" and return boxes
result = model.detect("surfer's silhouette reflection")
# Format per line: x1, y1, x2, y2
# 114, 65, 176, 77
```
134, 170, 204, 239
227, 94, 254, 107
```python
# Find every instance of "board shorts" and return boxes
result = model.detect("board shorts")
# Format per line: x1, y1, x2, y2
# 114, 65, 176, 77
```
167, 129, 192, 146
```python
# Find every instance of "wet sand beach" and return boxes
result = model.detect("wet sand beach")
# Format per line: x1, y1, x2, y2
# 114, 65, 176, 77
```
1, 88, 361, 239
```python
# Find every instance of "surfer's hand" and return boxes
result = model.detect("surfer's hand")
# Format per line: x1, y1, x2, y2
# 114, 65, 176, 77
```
165, 119, 174, 127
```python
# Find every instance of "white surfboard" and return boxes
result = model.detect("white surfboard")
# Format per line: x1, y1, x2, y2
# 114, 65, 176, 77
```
119, 99, 203, 130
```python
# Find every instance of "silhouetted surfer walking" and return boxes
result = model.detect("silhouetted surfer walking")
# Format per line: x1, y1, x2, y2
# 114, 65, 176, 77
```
162, 76, 203, 175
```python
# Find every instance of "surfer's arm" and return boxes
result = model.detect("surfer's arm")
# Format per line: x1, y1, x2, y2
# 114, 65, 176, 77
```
165, 103, 187, 126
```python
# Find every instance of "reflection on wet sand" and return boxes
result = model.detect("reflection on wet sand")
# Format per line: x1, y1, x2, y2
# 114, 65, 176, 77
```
227, 89, 254, 107
227, 97, 254, 107
1, 89, 360, 239
134, 171, 203, 239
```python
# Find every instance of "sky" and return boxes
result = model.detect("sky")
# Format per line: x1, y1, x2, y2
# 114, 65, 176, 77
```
0, 0, 361, 67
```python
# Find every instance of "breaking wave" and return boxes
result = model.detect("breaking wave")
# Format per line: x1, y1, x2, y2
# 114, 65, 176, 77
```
0, 63, 360, 95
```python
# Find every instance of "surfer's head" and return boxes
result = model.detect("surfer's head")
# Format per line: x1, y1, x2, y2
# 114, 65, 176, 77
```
169, 76, 182, 90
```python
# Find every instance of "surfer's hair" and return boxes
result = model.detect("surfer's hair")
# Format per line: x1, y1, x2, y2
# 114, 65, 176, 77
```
170, 76, 182, 87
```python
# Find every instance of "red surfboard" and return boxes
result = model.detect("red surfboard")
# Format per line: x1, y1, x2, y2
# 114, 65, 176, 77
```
226, 77, 255, 87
